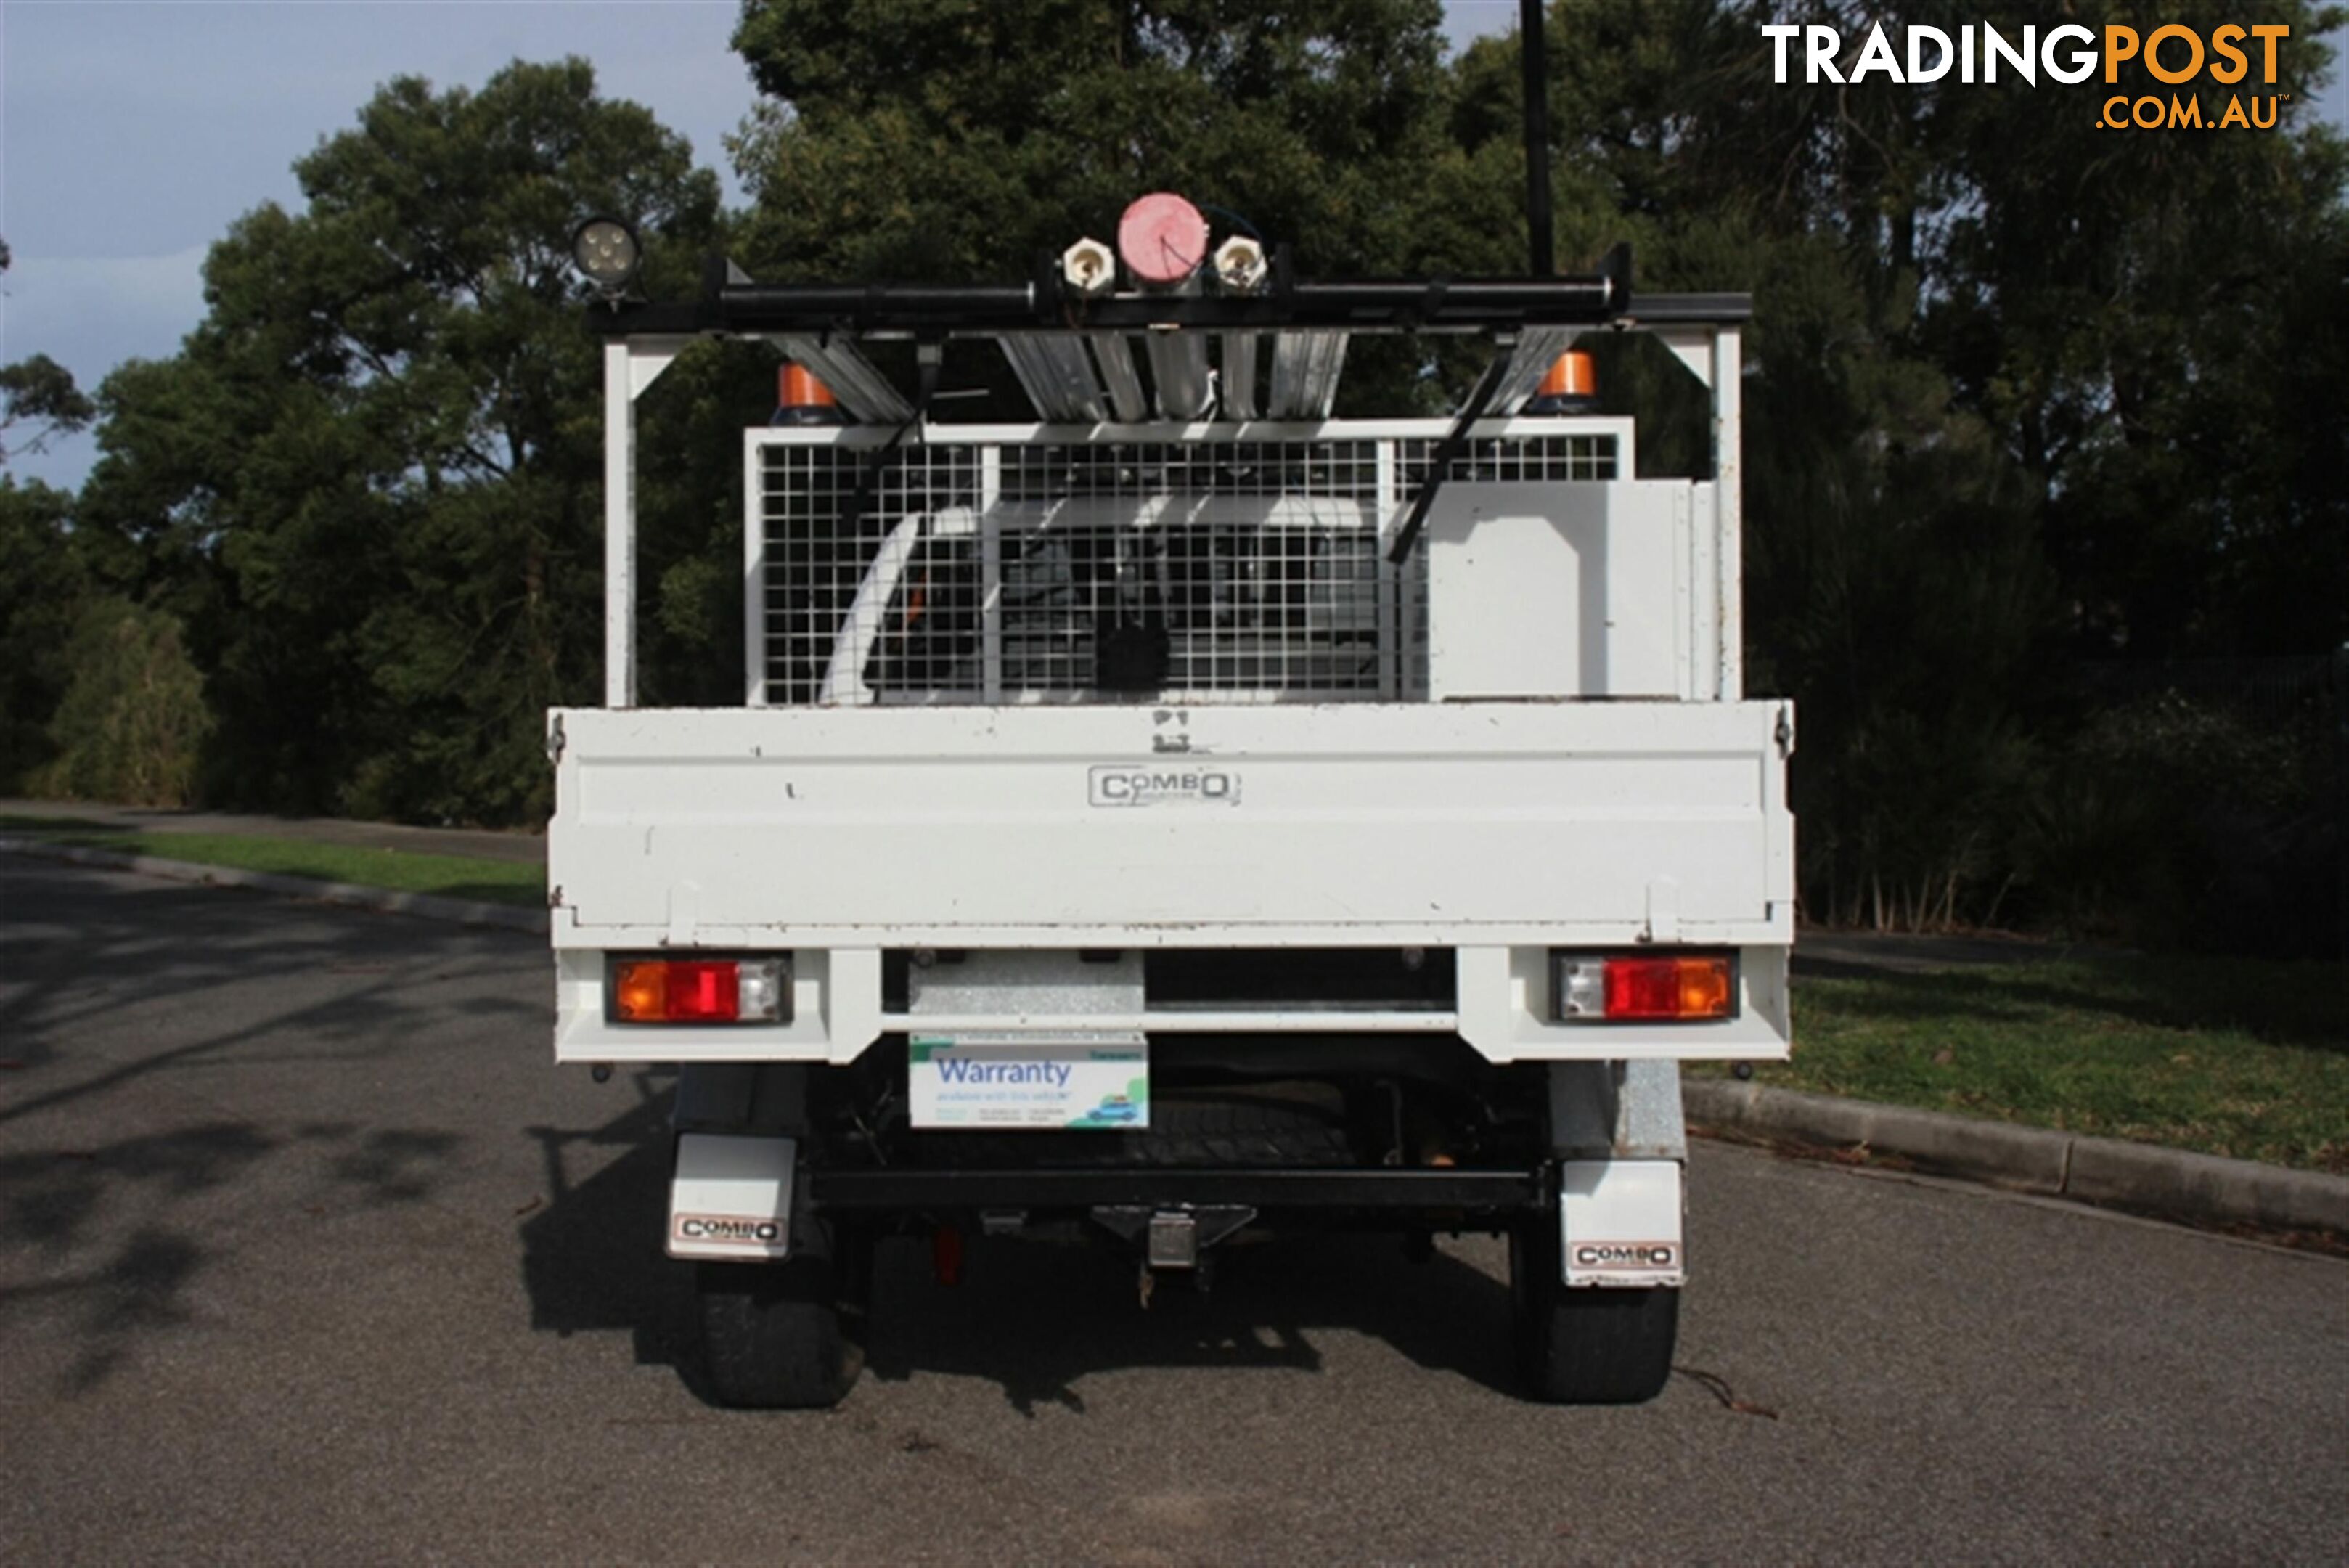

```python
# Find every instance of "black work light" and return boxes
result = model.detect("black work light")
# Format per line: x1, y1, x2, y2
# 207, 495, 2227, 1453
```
571, 216, 642, 295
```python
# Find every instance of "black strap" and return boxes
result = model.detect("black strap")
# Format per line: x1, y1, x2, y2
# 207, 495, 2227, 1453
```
1386, 349, 1513, 565
844, 348, 945, 526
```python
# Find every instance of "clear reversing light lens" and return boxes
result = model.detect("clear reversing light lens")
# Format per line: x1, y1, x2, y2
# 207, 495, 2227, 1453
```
735, 960, 785, 1022
1553, 952, 1735, 1023
610, 957, 788, 1024
1558, 957, 1608, 1018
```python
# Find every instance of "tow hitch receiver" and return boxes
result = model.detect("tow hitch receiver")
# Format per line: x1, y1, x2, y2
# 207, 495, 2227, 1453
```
1092, 1205, 1256, 1269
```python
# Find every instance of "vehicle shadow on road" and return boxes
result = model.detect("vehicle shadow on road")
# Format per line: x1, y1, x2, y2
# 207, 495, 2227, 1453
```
518, 1075, 706, 1392
0, 865, 542, 1108
862, 1230, 1519, 1415
0, 1117, 470, 1395
515, 1075, 1521, 1413
1, 866, 518, 1396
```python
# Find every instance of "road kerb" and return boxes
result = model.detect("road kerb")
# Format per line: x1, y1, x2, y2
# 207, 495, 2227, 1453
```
2064, 1135, 2348, 1237
1684, 1077, 2349, 1238
0, 837, 550, 935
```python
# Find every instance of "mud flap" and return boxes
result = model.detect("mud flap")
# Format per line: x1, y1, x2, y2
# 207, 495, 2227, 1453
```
667, 1132, 796, 1261
1559, 1158, 1685, 1287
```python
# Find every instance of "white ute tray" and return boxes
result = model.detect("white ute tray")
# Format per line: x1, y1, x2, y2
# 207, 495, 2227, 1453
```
547, 701, 1792, 948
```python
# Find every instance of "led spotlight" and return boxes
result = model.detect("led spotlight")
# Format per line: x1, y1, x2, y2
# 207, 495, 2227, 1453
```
571, 216, 642, 295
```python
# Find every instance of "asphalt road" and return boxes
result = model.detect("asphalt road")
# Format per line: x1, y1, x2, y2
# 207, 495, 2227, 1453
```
3, 856, 2344, 1564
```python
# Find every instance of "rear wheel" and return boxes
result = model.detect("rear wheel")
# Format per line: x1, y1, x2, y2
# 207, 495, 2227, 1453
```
1509, 1208, 1678, 1405
696, 1232, 869, 1408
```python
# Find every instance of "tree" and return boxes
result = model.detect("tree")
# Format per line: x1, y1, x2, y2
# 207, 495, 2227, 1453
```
727, 0, 1506, 408
4, 226, 98, 466
732, 0, 1458, 277
39, 597, 212, 807
1468, 0, 2346, 927
0, 354, 97, 466
0, 478, 96, 789
79, 59, 724, 821
1911, 0, 2349, 658
1, 238, 97, 465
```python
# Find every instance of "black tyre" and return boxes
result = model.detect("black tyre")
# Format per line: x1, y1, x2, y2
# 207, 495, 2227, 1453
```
696, 1240, 867, 1409
1509, 1212, 1678, 1405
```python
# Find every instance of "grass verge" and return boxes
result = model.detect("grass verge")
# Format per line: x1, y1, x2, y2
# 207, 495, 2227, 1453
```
1696, 953, 2349, 1172
0, 820, 545, 908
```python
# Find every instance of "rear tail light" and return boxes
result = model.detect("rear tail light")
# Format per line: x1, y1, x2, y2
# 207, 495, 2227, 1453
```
609, 957, 790, 1024
1552, 952, 1736, 1023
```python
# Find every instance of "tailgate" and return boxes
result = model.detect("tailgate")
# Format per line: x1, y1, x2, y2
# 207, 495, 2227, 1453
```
547, 702, 1793, 947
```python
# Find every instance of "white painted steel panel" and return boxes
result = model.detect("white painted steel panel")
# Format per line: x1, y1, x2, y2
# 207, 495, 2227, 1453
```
1426, 481, 1684, 700
547, 701, 1791, 940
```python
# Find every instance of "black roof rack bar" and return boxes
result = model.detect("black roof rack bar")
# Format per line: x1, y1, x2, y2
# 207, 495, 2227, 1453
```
587, 285, 1750, 339
583, 264, 1762, 340
589, 280, 1610, 337
1617, 293, 1754, 325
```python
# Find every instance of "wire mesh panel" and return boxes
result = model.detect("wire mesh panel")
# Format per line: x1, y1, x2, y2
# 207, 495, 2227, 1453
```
762, 444, 986, 706
758, 428, 1618, 706
1394, 433, 1618, 488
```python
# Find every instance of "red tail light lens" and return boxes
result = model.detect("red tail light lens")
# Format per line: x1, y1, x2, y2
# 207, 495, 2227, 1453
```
1553, 952, 1736, 1023
613, 960, 736, 1021
608, 957, 788, 1024
1604, 956, 1732, 1019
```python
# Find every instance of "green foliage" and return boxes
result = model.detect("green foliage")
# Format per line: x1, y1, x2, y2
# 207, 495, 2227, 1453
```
1739, 234, 2055, 929
729, 0, 1490, 412
632, 338, 778, 708
1491, 0, 2346, 934
732, 0, 1457, 277
2013, 683, 2339, 947
0, 480, 97, 789
0, 354, 97, 464
1915, 1, 2349, 659
40, 597, 212, 807
78, 59, 726, 823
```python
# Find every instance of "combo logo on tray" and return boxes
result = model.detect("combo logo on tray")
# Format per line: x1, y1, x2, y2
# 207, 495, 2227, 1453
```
1088, 765, 1241, 807
674, 1214, 783, 1245
1574, 1241, 1678, 1270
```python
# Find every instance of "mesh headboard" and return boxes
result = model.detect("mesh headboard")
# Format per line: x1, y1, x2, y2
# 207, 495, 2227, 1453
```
754, 429, 1618, 706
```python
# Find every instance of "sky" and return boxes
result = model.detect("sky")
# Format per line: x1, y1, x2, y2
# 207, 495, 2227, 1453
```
2, 1, 2343, 493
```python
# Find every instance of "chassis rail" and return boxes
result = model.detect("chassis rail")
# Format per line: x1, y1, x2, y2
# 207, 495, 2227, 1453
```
806, 1166, 1545, 1213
